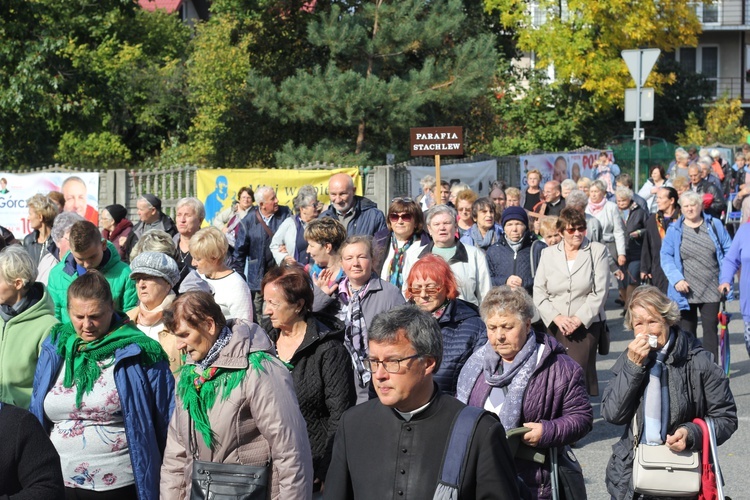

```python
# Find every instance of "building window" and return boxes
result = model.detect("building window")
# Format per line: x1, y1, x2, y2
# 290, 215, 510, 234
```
693, 1, 720, 24
677, 46, 719, 96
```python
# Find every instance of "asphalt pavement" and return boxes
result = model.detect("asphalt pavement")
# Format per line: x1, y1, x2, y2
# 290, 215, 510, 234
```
573, 289, 748, 500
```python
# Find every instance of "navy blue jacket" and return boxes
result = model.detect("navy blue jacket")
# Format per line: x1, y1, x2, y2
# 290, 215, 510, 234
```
485, 232, 544, 295
434, 299, 487, 396
319, 196, 386, 237
29, 334, 174, 500
233, 206, 291, 290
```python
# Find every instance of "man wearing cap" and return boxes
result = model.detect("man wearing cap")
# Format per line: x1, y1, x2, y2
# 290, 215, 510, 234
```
122, 194, 177, 262
486, 207, 543, 295
127, 252, 182, 373
319, 173, 386, 237
47, 220, 137, 322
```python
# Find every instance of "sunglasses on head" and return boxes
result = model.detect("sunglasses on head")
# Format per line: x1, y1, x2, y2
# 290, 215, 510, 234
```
389, 212, 413, 222
564, 226, 587, 234
391, 197, 414, 203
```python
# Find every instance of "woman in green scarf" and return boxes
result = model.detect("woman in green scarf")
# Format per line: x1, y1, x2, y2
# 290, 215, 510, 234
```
29, 270, 174, 500
159, 291, 313, 500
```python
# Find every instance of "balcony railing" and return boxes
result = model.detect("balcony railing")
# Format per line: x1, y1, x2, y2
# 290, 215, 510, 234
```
708, 77, 747, 101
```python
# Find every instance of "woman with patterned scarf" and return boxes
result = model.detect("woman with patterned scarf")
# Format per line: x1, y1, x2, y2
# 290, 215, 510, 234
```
457, 286, 592, 500
640, 187, 680, 295
29, 270, 174, 500
159, 291, 312, 499
406, 254, 487, 396
602, 286, 737, 500
372, 197, 430, 288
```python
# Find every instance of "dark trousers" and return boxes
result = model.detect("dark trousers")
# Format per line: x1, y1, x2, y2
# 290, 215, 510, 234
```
65, 485, 137, 500
680, 302, 720, 360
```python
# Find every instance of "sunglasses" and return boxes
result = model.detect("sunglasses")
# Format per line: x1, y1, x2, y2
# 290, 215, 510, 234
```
391, 197, 414, 203
564, 226, 587, 234
389, 213, 413, 222
407, 285, 442, 296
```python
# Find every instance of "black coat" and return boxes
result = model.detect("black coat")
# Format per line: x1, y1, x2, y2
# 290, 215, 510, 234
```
267, 317, 355, 482
232, 206, 291, 290
485, 232, 544, 294
0, 403, 65, 499
622, 202, 649, 262
325, 388, 520, 499
601, 328, 737, 500
640, 212, 677, 294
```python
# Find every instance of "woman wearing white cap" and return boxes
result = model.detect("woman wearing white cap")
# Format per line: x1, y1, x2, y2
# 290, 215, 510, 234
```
127, 251, 182, 373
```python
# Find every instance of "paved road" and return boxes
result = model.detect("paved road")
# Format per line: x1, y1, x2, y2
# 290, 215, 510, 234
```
573, 291, 747, 499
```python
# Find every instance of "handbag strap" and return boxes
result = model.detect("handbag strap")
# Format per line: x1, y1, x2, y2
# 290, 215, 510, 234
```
256, 210, 274, 239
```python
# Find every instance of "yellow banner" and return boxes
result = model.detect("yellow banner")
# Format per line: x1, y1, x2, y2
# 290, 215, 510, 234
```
196, 168, 362, 226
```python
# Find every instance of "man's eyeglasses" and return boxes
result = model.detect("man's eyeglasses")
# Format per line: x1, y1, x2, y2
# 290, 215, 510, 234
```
407, 285, 442, 296
389, 212, 413, 222
564, 226, 587, 234
364, 354, 421, 373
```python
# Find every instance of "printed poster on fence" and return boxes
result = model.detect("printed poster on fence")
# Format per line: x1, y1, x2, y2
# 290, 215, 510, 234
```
0, 172, 100, 237
518, 150, 615, 188
407, 160, 498, 198
196, 168, 362, 225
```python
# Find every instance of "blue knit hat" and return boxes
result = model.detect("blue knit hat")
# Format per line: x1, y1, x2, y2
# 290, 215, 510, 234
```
501, 206, 529, 228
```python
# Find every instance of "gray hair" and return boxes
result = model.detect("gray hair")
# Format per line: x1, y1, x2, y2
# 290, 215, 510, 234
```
450, 183, 470, 197
561, 179, 577, 191
0, 246, 37, 289
50, 211, 84, 244
697, 156, 713, 168
590, 179, 607, 193
679, 190, 703, 208
675, 148, 689, 161
368, 304, 443, 371
255, 186, 274, 204
293, 185, 318, 213
710, 149, 721, 159
175, 197, 205, 221
425, 204, 457, 226
130, 229, 178, 262
137, 195, 154, 210
615, 187, 633, 201
479, 286, 536, 323
419, 175, 436, 190
565, 190, 589, 210
624, 285, 680, 329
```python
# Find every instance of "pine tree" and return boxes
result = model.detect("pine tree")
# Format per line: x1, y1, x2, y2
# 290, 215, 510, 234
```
249, 0, 498, 164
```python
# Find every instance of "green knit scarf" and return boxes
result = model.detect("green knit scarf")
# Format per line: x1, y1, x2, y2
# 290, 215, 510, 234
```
51, 317, 168, 408
177, 351, 275, 449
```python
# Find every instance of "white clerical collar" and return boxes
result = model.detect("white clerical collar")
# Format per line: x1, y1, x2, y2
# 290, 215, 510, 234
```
394, 399, 433, 422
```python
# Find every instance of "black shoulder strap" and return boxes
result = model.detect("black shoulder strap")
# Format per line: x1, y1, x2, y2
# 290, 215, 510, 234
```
436, 405, 484, 492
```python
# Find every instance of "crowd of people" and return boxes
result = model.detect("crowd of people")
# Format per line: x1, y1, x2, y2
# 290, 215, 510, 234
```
0, 149, 745, 499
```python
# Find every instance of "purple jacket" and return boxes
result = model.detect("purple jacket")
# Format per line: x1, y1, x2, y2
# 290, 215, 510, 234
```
457, 331, 593, 500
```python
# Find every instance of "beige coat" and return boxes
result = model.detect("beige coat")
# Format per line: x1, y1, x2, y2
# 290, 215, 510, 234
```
160, 321, 313, 499
533, 238, 610, 329
126, 298, 182, 375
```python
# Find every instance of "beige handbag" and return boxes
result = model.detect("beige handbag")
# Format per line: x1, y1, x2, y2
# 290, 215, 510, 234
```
631, 414, 701, 497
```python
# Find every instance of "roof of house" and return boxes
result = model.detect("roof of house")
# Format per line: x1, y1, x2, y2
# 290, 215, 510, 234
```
138, 0, 183, 13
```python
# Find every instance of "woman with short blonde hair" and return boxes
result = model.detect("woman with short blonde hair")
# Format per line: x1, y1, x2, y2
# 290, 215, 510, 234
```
190, 226, 253, 324
22, 194, 59, 270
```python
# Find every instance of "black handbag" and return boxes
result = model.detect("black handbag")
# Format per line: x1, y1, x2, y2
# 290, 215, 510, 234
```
187, 414, 270, 500
190, 460, 269, 500
598, 322, 611, 356
550, 445, 587, 500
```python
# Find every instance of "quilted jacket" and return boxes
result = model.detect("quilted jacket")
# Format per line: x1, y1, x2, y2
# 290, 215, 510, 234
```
433, 299, 487, 396
485, 232, 544, 294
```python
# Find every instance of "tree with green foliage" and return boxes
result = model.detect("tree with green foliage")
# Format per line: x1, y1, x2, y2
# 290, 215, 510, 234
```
248, 0, 498, 165
0, 1, 191, 169
677, 97, 750, 146
485, 0, 710, 110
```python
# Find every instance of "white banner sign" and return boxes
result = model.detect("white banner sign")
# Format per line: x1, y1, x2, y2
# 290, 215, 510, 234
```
518, 150, 614, 188
0, 172, 100, 237
408, 160, 497, 198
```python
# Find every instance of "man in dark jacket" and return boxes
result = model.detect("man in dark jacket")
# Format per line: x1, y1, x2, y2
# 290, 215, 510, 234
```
325, 305, 519, 500
233, 186, 291, 313
688, 165, 726, 219
319, 173, 386, 237
121, 193, 177, 262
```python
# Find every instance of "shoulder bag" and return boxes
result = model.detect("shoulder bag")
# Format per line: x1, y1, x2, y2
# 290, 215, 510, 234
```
631, 413, 700, 497
550, 445, 587, 500
433, 406, 484, 500
188, 413, 270, 500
